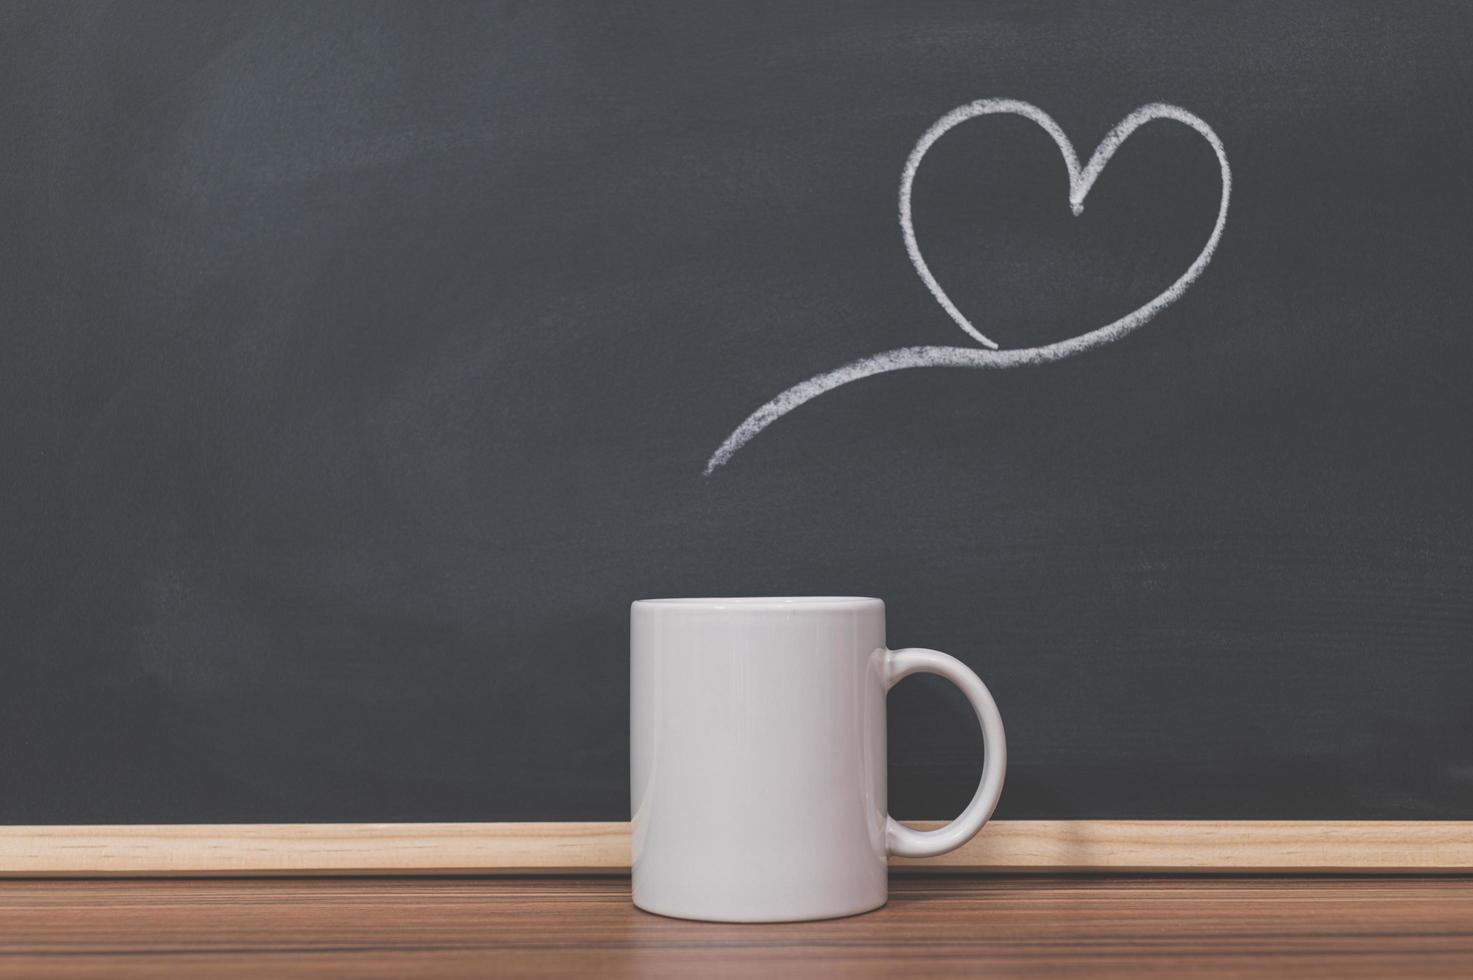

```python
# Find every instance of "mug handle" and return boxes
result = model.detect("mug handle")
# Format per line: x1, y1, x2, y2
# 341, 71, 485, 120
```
884, 648, 1008, 858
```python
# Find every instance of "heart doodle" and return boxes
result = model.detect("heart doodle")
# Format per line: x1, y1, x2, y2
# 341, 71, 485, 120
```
704, 99, 1231, 475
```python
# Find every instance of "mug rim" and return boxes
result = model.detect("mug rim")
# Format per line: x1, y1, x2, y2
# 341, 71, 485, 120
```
633, 596, 882, 612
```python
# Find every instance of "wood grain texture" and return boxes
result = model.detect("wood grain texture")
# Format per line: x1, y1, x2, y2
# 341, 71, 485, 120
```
2, 876, 1472, 978
3, 821, 1472, 876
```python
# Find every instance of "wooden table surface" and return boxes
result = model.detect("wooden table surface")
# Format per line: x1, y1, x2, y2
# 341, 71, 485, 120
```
2, 876, 1472, 978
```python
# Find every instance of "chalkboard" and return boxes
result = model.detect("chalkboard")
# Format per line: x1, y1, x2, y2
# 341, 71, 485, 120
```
3, 1, 1471, 824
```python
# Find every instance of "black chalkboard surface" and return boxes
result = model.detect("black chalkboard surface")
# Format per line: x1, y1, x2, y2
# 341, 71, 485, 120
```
3, 1, 1471, 824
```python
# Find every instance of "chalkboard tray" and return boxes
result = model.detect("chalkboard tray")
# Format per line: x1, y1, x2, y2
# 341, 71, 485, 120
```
3, 822, 1472, 876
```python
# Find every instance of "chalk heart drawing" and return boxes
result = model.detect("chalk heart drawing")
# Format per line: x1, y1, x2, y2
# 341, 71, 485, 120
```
704, 98, 1231, 474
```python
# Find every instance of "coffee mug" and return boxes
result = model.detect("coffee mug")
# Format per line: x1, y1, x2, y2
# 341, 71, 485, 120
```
630, 596, 1006, 922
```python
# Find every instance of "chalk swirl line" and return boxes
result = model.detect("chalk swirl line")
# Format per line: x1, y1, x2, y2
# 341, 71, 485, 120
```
703, 99, 1231, 475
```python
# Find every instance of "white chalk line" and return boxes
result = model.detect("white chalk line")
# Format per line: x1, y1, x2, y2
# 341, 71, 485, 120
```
704, 100, 1230, 475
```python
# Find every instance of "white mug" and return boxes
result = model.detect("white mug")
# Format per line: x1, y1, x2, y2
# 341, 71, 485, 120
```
630, 596, 1006, 922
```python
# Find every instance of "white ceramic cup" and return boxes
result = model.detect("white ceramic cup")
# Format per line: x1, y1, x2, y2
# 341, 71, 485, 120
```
630, 596, 1006, 922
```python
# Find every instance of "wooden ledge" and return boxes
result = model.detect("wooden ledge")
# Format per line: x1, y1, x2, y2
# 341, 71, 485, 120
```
1, 821, 1470, 877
